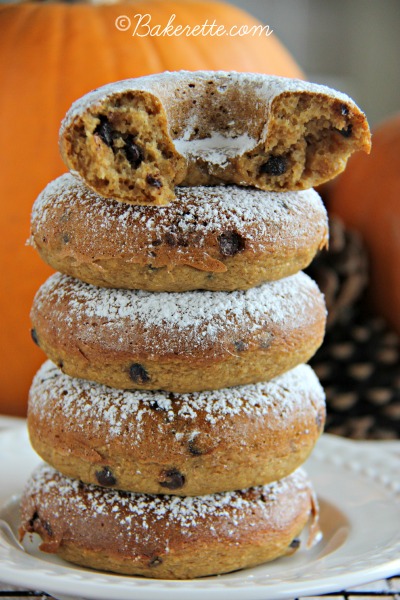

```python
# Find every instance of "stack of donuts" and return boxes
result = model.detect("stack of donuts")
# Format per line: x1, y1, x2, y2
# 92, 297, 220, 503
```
20, 71, 370, 579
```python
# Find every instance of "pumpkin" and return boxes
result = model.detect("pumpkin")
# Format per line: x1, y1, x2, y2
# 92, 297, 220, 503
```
0, 1, 304, 416
329, 113, 400, 334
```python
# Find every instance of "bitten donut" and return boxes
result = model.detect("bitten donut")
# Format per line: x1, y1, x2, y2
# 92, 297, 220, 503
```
30, 272, 326, 392
28, 361, 325, 496
19, 465, 320, 579
60, 70, 370, 205
30, 174, 328, 292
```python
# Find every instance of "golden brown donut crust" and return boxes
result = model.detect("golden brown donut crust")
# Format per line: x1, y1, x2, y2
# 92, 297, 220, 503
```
28, 361, 325, 496
60, 71, 370, 206
20, 465, 319, 579
30, 174, 328, 291
30, 272, 326, 392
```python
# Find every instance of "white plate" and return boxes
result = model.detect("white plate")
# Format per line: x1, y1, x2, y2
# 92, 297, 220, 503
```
0, 426, 399, 600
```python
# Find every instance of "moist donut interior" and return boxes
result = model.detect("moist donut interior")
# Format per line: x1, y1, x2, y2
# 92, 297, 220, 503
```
242, 92, 367, 191
69, 92, 185, 204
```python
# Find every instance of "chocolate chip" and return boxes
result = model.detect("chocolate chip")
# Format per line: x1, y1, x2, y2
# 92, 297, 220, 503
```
260, 155, 287, 176
60, 212, 70, 224
159, 468, 185, 490
94, 116, 113, 147
57, 360, 64, 369
28, 511, 39, 529
177, 236, 189, 247
28, 512, 52, 537
43, 520, 53, 537
164, 233, 177, 247
339, 125, 352, 138
234, 340, 246, 352
124, 135, 143, 168
146, 175, 162, 188
149, 556, 163, 567
152, 239, 162, 247
30, 328, 39, 346
95, 466, 117, 487
289, 538, 301, 550
129, 363, 150, 384
218, 231, 245, 257
188, 439, 203, 456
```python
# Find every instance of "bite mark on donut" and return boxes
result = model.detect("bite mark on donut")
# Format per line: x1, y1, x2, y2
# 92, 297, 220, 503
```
72, 95, 184, 205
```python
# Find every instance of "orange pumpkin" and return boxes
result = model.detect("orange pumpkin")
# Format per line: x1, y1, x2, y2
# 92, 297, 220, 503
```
0, 1, 304, 415
330, 113, 400, 334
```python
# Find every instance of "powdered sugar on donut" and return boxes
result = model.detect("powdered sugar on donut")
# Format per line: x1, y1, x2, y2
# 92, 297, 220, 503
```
23, 463, 312, 537
31, 174, 327, 263
32, 271, 325, 357
30, 361, 325, 441
60, 70, 360, 150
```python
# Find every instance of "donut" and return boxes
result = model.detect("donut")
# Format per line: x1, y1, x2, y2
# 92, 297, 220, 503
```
19, 465, 320, 579
30, 173, 328, 292
60, 70, 371, 206
28, 361, 325, 496
30, 272, 326, 392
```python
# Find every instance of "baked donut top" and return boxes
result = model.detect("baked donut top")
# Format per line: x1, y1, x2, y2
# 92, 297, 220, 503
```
30, 361, 325, 441
30, 173, 328, 272
61, 70, 368, 164
32, 271, 325, 358
24, 463, 312, 536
